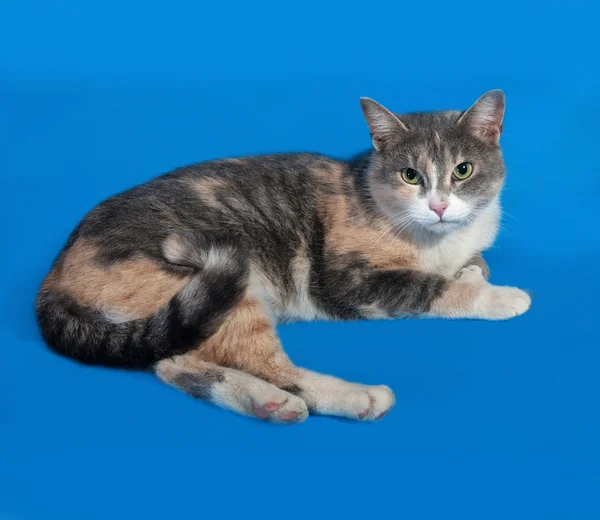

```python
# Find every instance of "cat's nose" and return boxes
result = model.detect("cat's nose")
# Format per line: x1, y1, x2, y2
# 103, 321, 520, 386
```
429, 201, 448, 219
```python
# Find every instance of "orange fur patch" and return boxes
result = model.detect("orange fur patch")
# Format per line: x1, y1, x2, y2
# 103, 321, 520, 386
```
429, 281, 481, 317
323, 193, 418, 270
307, 161, 419, 270
45, 239, 189, 319
189, 177, 229, 207
182, 295, 299, 386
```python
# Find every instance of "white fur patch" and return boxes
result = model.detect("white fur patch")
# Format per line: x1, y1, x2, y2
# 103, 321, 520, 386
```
280, 253, 328, 322
417, 197, 501, 276
299, 369, 395, 420
248, 267, 280, 321
203, 247, 236, 272
162, 235, 187, 264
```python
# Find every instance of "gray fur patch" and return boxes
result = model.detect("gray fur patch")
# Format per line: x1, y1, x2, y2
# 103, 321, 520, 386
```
171, 369, 226, 401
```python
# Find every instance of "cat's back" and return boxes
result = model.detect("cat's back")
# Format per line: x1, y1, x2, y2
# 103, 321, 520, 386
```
95, 152, 346, 212
171, 152, 347, 204
62, 152, 348, 263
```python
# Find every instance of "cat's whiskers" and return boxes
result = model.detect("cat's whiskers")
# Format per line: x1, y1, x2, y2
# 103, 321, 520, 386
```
394, 218, 416, 237
388, 212, 417, 238
497, 222, 512, 236
374, 210, 412, 244
390, 213, 414, 231
391, 217, 414, 235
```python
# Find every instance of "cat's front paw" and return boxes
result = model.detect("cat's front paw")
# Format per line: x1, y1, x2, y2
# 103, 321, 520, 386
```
476, 285, 531, 320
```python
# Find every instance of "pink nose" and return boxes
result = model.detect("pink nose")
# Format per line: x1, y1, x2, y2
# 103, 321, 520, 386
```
429, 201, 449, 219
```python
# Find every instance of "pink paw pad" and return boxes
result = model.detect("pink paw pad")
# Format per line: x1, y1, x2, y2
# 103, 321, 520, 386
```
357, 409, 368, 420
252, 401, 269, 419
280, 411, 298, 421
263, 402, 280, 412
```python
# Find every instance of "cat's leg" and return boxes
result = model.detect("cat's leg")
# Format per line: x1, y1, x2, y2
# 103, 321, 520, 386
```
282, 371, 396, 421
315, 265, 530, 321
191, 295, 395, 421
430, 268, 530, 319
457, 254, 490, 281
155, 356, 309, 424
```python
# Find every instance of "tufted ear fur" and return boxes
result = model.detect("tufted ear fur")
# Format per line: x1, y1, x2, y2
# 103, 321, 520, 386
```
360, 97, 408, 151
458, 90, 505, 145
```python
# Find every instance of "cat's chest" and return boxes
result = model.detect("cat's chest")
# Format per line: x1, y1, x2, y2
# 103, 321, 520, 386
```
417, 201, 500, 277
418, 231, 486, 276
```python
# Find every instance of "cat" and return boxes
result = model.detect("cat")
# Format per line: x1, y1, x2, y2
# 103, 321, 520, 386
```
36, 90, 530, 424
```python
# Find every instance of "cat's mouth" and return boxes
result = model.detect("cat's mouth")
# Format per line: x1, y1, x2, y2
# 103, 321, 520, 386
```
426, 219, 463, 233
433, 219, 460, 225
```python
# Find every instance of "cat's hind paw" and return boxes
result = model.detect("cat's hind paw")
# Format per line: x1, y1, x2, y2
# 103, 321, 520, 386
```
251, 391, 308, 424
338, 385, 395, 421
359, 386, 396, 421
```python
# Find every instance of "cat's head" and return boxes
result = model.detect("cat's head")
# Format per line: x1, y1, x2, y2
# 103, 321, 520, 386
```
361, 91, 505, 235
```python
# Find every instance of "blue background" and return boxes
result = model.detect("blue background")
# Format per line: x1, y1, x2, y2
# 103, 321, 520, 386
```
1, 1, 599, 518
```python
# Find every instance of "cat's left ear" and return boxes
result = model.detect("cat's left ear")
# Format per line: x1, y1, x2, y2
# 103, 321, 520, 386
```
458, 90, 505, 145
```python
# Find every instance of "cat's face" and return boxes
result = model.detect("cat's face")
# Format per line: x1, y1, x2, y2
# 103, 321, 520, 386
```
362, 91, 506, 235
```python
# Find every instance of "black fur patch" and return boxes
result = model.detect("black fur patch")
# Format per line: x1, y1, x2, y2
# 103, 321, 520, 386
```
280, 384, 303, 396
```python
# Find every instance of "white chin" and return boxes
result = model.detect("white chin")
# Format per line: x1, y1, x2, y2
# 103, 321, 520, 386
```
425, 221, 461, 233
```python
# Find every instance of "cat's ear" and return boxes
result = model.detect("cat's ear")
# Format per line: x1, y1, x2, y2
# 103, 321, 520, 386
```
360, 97, 408, 152
458, 90, 505, 145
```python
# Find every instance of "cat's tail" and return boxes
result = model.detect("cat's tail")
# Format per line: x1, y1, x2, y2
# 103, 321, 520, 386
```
35, 233, 249, 370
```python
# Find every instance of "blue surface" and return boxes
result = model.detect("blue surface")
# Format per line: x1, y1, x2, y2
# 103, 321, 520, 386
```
1, 1, 599, 518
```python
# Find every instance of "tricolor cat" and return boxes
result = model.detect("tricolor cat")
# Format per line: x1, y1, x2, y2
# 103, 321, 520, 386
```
36, 90, 530, 423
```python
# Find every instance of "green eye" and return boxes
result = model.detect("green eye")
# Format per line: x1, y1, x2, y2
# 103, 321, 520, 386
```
401, 168, 422, 185
453, 162, 473, 180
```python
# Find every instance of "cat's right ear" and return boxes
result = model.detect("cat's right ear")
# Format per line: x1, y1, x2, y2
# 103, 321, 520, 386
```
457, 90, 505, 145
360, 98, 408, 152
